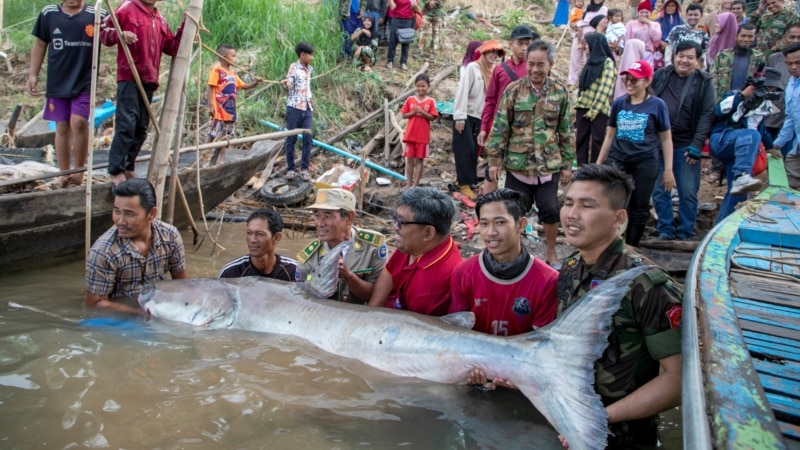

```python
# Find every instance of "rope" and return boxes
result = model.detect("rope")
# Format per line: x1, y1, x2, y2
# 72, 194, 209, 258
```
731, 244, 800, 284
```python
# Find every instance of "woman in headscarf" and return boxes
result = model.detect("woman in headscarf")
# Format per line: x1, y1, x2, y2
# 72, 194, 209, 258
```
624, 0, 662, 66
654, 0, 683, 68
568, 0, 609, 87
575, 32, 617, 166
460, 40, 483, 77
707, 12, 738, 67
614, 38, 646, 99
452, 40, 504, 199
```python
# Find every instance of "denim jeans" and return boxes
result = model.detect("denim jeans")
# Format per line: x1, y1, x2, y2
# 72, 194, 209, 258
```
710, 128, 758, 223
285, 106, 313, 171
607, 157, 659, 247
653, 146, 701, 239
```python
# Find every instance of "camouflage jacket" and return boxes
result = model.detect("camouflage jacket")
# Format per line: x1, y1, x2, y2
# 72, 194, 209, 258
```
485, 77, 574, 177
710, 48, 765, 102
420, 0, 444, 18
297, 226, 388, 304
753, 9, 798, 56
556, 238, 683, 444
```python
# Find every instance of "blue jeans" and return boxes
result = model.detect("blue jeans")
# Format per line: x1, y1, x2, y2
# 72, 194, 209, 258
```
710, 128, 758, 223
653, 147, 701, 239
285, 106, 312, 171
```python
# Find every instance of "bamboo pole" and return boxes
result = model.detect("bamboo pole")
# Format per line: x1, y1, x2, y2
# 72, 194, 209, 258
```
103, 0, 161, 135
149, 0, 204, 218
0, 129, 307, 189
383, 98, 390, 165
85, 0, 103, 259
166, 91, 187, 224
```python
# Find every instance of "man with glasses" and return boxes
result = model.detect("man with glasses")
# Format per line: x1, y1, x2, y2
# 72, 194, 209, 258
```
368, 187, 462, 316
297, 188, 388, 304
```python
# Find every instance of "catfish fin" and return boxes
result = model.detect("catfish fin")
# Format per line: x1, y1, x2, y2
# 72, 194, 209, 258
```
439, 311, 475, 329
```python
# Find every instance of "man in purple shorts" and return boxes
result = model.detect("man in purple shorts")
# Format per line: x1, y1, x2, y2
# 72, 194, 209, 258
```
27, 0, 106, 188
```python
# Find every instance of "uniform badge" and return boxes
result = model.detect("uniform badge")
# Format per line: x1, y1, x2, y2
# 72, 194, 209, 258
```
512, 297, 530, 315
590, 279, 603, 290
378, 244, 388, 259
666, 305, 682, 329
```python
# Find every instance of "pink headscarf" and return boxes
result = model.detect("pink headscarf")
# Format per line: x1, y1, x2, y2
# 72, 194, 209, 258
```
614, 39, 646, 100
707, 12, 738, 67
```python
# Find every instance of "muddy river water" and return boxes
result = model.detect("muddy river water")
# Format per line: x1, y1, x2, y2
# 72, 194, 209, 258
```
0, 222, 680, 448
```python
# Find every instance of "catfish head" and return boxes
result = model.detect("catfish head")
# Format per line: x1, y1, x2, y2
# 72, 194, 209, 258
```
139, 279, 238, 328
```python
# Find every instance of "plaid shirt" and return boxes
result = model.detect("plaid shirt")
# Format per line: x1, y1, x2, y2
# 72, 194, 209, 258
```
574, 57, 616, 119
286, 61, 313, 111
86, 220, 186, 299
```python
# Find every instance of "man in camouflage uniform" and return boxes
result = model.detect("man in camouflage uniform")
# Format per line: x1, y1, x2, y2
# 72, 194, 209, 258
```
753, 0, 798, 56
711, 23, 765, 102
557, 164, 683, 447
297, 188, 388, 304
418, 0, 444, 50
486, 39, 574, 268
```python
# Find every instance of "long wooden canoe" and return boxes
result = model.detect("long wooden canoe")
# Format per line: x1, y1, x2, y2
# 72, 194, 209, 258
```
683, 186, 800, 449
0, 148, 271, 272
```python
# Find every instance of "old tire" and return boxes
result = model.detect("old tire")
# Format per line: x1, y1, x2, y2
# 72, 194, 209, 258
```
260, 177, 312, 207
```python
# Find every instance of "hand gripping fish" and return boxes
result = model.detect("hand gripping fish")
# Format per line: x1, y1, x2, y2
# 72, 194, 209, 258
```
139, 265, 654, 450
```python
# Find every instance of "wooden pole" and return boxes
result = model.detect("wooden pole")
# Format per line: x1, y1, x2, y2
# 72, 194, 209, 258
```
149, 0, 204, 218
383, 98, 390, 165
166, 90, 188, 224
103, 0, 161, 135
85, 0, 103, 258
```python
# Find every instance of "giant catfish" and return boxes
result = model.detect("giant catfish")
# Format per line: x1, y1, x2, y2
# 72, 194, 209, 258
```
139, 265, 653, 450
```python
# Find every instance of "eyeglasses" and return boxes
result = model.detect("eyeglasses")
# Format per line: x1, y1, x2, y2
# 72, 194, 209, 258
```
392, 213, 433, 229
624, 77, 643, 84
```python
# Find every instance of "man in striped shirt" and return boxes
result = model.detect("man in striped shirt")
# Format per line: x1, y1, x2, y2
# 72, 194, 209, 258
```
218, 209, 299, 281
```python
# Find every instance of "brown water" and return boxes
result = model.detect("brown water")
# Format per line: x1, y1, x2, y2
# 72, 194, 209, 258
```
0, 222, 681, 449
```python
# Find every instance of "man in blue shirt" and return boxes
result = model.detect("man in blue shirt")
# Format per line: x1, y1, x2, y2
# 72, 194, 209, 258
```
771, 41, 800, 189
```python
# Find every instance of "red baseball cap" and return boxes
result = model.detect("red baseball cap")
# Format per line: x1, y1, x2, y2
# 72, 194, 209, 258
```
620, 60, 654, 79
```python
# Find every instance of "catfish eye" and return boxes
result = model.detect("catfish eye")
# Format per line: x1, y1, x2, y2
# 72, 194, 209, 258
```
185, 302, 189, 306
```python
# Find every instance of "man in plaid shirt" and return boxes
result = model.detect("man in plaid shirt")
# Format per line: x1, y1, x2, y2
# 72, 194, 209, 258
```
650, 41, 716, 241
282, 41, 315, 182
86, 179, 188, 314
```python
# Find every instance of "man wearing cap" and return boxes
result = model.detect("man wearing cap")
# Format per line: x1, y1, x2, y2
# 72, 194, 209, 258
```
476, 26, 539, 162
485, 39, 574, 268
297, 188, 388, 304
709, 67, 784, 222
368, 187, 462, 316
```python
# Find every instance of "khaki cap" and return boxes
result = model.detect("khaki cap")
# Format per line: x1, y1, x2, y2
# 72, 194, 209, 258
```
306, 188, 356, 212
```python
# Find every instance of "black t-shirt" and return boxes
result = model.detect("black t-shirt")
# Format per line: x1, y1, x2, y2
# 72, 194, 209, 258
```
659, 72, 698, 149
218, 255, 299, 282
608, 95, 671, 162
32, 4, 106, 98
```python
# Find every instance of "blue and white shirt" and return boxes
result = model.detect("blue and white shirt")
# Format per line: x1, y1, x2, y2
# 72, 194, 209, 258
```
774, 76, 800, 156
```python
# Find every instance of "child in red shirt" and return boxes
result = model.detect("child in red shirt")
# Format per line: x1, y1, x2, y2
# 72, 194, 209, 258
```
205, 44, 260, 164
400, 74, 438, 187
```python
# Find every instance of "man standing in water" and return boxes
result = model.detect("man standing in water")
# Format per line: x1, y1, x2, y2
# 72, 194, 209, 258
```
86, 179, 188, 314
27, 0, 107, 188
218, 209, 299, 281
101, 0, 184, 185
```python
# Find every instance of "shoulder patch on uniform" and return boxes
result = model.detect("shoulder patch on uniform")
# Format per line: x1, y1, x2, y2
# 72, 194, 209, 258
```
356, 230, 385, 247
565, 254, 579, 268
297, 240, 321, 263
378, 244, 388, 260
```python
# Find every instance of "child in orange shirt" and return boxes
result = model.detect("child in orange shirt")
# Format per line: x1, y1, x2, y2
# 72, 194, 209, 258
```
400, 73, 438, 188
569, 0, 584, 25
206, 44, 259, 164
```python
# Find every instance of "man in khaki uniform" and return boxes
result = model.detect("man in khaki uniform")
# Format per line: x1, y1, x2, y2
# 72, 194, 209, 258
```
297, 188, 388, 303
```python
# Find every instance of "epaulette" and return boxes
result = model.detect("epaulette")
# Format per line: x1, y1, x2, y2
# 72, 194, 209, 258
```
643, 268, 670, 287
355, 230, 385, 247
296, 239, 321, 263
563, 252, 580, 268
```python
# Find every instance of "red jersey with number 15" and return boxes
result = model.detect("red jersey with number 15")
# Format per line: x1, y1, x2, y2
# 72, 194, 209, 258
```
449, 252, 558, 336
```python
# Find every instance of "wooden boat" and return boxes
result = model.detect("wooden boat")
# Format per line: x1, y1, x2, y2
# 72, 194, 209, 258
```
683, 185, 800, 449
0, 146, 272, 272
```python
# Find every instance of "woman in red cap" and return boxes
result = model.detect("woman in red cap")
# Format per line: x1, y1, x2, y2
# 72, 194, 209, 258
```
624, 0, 662, 67
596, 59, 676, 246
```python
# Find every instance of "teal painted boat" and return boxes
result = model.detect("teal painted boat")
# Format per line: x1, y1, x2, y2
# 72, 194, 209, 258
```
683, 181, 800, 449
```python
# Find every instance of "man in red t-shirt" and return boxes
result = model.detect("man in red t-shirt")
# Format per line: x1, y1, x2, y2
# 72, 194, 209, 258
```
449, 189, 558, 335
368, 187, 462, 316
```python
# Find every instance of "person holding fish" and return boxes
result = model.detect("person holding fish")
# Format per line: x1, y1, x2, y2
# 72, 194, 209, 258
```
367, 187, 462, 316
218, 209, 299, 281
296, 188, 388, 304
86, 179, 188, 314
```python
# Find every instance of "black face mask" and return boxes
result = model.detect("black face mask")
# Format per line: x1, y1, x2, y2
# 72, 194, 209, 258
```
481, 245, 530, 280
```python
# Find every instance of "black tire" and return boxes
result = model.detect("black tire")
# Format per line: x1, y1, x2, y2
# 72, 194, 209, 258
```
260, 177, 313, 207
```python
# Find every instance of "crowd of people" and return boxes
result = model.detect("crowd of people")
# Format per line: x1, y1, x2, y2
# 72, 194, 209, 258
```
25, 0, 800, 447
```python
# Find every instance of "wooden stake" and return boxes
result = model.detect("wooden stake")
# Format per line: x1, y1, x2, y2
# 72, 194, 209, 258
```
166, 90, 188, 224
85, 0, 103, 259
383, 98, 390, 165
149, 0, 204, 218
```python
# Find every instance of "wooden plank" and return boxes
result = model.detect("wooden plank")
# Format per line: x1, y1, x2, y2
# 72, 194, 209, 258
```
734, 306, 800, 333
739, 318, 800, 341
730, 271, 800, 309
734, 297, 800, 319
758, 372, 800, 401
744, 330, 800, 352
747, 343, 800, 363
766, 392, 800, 420
777, 421, 800, 441
753, 359, 800, 383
